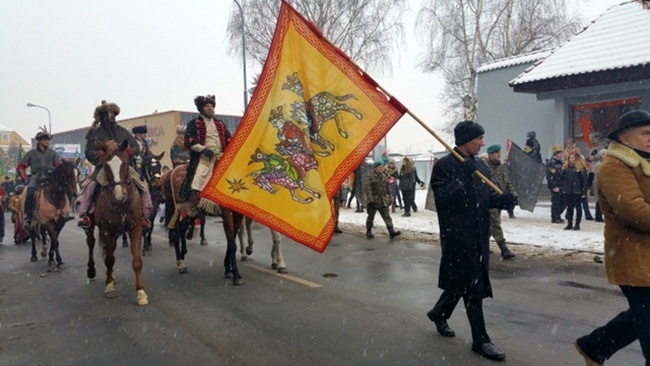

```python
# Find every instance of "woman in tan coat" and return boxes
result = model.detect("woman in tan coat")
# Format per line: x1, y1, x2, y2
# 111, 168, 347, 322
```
575, 109, 650, 365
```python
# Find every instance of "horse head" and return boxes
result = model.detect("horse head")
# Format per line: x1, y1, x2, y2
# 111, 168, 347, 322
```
144, 151, 165, 188
96, 139, 131, 202
51, 160, 79, 197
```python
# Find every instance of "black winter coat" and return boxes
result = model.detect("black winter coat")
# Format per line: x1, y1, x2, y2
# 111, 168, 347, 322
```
546, 157, 564, 191
430, 149, 510, 298
562, 165, 587, 195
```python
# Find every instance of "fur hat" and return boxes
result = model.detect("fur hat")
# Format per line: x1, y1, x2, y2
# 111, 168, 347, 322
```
487, 144, 501, 153
607, 109, 650, 141
194, 95, 216, 112
454, 120, 485, 146
86, 100, 120, 139
132, 125, 147, 134
93, 100, 120, 123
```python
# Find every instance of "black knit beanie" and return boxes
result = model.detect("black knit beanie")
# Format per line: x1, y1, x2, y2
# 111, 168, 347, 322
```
454, 120, 485, 146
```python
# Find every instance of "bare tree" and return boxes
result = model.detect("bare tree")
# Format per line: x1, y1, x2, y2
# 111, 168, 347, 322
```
416, 0, 584, 133
227, 0, 406, 76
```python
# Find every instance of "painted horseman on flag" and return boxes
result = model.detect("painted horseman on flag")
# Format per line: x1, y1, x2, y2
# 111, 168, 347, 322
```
248, 73, 364, 203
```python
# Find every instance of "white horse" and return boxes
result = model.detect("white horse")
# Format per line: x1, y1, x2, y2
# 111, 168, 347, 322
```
237, 216, 287, 274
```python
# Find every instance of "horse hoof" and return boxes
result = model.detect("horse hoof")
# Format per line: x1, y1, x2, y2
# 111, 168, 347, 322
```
87, 268, 96, 279
271, 263, 278, 269
105, 291, 117, 299
178, 267, 188, 274
200, 239, 208, 246
224, 271, 234, 279
277, 267, 288, 274
41, 249, 48, 258
136, 289, 149, 306
246, 248, 253, 256
30, 256, 38, 262
241, 256, 249, 262
233, 277, 245, 286
57, 263, 66, 270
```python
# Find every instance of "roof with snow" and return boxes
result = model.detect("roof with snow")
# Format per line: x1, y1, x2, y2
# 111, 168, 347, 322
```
476, 49, 553, 74
510, 0, 650, 93
0, 123, 13, 132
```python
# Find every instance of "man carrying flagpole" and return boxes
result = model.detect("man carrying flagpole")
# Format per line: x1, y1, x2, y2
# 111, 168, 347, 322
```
427, 120, 516, 361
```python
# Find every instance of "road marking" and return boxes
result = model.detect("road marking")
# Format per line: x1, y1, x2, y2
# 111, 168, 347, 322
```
242, 263, 322, 288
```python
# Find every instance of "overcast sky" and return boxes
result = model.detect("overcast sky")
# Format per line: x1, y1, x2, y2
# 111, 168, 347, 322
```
0, 0, 621, 153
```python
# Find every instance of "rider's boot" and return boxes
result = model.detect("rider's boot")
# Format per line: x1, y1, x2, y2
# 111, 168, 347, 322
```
24, 188, 34, 228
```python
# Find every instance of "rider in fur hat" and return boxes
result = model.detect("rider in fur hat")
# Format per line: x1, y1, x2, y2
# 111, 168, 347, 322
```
180, 95, 231, 214
77, 101, 153, 229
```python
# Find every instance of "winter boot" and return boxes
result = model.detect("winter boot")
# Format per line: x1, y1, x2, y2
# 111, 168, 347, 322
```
573, 220, 581, 231
563, 220, 573, 230
497, 240, 515, 259
366, 224, 374, 238
334, 223, 343, 234
388, 226, 401, 239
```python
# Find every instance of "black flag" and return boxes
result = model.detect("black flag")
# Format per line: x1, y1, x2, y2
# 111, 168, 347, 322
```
507, 142, 546, 212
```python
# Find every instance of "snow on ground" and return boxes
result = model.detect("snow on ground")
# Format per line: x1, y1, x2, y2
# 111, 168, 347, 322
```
338, 190, 606, 261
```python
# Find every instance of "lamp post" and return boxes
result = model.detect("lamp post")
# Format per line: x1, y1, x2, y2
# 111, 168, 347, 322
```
233, 0, 249, 110
26, 103, 51, 134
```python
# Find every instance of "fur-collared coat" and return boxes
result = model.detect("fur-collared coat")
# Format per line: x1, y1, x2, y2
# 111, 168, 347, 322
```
597, 141, 650, 286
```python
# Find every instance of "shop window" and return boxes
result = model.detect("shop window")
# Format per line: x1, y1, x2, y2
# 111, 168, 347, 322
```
571, 98, 640, 154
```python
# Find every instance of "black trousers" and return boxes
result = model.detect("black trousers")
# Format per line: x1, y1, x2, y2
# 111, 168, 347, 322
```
550, 190, 565, 221
24, 187, 36, 221
401, 189, 415, 214
577, 286, 650, 365
431, 290, 490, 344
564, 194, 582, 223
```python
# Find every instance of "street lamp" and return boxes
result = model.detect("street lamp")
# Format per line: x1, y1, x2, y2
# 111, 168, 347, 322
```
26, 103, 51, 134
233, 0, 249, 109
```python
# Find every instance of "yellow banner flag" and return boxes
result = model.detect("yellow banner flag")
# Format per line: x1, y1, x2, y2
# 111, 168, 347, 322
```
202, 0, 406, 252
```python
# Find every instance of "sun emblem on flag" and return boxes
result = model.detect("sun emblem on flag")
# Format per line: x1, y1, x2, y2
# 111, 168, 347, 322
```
226, 177, 248, 193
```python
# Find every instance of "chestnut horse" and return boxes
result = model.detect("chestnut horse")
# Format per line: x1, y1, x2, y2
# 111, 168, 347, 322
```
20, 161, 78, 269
162, 164, 245, 285
83, 139, 148, 306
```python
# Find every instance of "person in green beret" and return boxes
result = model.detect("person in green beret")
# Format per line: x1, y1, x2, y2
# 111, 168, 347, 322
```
364, 161, 400, 239
486, 144, 516, 259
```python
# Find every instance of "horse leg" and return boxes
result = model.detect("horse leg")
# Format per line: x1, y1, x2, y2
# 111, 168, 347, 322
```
270, 230, 287, 274
223, 210, 244, 285
121, 224, 129, 248
100, 232, 118, 299
237, 219, 247, 261
40, 226, 48, 259
175, 216, 190, 274
200, 214, 208, 246
29, 230, 38, 262
246, 217, 254, 255
85, 226, 96, 279
128, 225, 148, 306
45, 223, 61, 272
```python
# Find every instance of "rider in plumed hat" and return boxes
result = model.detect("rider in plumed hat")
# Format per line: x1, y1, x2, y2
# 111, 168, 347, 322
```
16, 129, 62, 228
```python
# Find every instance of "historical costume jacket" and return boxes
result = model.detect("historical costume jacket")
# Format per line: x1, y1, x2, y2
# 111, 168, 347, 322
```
85, 122, 140, 167
180, 116, 231, 198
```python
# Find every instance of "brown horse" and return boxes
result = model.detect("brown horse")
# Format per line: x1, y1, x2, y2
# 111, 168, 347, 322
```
162, 164, 245, 285
83, 139, 148, 305
20, 161, 78, 269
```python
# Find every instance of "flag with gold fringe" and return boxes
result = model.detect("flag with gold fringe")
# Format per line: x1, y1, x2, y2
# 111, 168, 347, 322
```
201, 0, 406, 252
